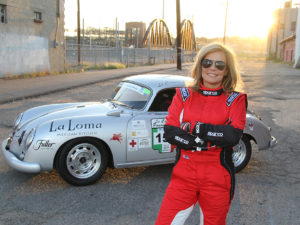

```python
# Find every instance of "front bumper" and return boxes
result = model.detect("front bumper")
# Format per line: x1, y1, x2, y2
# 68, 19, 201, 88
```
2, 138, 41, 173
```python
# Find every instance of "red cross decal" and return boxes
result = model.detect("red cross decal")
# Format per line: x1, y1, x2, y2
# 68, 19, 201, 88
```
130, 140, 137, 147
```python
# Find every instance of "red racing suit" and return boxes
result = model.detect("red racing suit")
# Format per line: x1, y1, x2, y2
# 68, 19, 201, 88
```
155, 84, 247, 225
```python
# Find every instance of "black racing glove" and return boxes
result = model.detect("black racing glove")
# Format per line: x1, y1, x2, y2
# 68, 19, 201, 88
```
192, 121, 202, 136
192, 121, 243, 147
164, 125, 207, 151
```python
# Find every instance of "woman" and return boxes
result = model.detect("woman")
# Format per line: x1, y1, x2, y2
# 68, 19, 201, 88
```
155, 42, 247, 225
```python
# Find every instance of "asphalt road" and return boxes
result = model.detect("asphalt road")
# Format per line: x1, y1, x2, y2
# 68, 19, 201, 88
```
0, 61, 300, 225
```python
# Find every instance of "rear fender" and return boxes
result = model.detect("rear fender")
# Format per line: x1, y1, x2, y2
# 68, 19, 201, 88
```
244, 114, 272, 150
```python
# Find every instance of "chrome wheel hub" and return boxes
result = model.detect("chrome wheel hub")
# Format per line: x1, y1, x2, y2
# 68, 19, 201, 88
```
233, 140, 246, 167
67, 143, 101, 179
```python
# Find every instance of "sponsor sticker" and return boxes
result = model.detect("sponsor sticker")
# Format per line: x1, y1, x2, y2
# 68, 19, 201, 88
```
131, 120, 146, 129
131, 130, 148, 137
175, 136, 189, 144
56, 131, 97, 137
247, 118, 255, 131
138, 138, 151, 148
33, 140, 55, 150
227, 92, 240, 106
207, 131, 223, 137
50, 120, 102, 132
142, 88, 151, 96
161, 142, 171, 153
151, 118, 172, 153
203, 90, 217, 96
110, 133, 122, 143
180, 88, 190, 102
151, 118, 166, 128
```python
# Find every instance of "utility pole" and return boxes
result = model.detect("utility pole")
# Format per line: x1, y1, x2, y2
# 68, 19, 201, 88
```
223, 0, 228, 44
176, 0, 182, 70
77, 0, 81, 64
82, 18, 85, 45
162, 0, 165, 19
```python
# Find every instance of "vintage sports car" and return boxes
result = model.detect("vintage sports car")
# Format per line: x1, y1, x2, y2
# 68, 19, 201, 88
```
2, 74, 276, 185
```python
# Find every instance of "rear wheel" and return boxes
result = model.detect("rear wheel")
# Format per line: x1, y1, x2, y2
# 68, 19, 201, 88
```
233, 135, 252, 173
57, 138, 108, 186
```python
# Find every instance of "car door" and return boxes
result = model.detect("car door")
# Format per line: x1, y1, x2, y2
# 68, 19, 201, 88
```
126, 88, 177, 162
126, 112, 176, 162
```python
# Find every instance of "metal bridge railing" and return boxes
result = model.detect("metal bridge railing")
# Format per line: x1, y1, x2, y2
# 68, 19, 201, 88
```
66, 43, 197, 67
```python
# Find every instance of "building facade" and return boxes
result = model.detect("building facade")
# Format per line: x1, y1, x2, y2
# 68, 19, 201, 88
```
294, 8, 300, 67
279, 34, 296, 62
0, 0, 65, 77
125, 22, 146, 48
267, 2, 298, 60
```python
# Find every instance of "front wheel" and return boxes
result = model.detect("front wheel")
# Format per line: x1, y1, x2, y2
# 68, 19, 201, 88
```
233, 135, 252, 173
57, 138, 108, 186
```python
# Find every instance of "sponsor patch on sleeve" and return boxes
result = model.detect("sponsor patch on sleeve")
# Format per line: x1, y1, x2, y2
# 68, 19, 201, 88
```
226, 92, 240, 106
180, 88, 190, 102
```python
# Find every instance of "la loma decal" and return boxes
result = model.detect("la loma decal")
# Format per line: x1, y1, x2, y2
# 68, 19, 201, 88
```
33, 140, 55, 150
50, 120, 102, 132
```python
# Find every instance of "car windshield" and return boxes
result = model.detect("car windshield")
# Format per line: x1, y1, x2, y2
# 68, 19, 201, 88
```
112, 82, 152, 110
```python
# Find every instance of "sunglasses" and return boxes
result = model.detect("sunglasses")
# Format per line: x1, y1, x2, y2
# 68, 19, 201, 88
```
201, 59, 226, 71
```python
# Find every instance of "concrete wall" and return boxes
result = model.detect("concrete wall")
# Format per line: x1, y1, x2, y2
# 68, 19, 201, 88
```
0, 0, 65, 77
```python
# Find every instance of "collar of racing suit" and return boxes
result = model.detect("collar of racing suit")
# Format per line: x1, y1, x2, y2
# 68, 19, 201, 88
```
198, 83, 223, 96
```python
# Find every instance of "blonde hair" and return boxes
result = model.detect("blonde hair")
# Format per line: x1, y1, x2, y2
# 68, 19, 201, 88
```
190, 42, 244, 94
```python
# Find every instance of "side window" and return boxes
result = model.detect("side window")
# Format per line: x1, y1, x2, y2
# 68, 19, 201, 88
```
149, 89, 176, 112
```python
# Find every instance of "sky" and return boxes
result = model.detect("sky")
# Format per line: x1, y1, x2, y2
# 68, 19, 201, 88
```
64, 0, 299, 38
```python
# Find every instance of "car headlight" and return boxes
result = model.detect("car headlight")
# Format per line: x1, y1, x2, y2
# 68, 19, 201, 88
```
25, 128, 36, 150
14, 113, 24, 131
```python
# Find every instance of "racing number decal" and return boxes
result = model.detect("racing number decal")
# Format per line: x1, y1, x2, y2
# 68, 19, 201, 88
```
153, 127, 164, 146
151, 119, 172, 153
155, 132, 162, 143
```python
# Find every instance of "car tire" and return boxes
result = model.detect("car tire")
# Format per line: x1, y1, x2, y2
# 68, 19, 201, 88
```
57, 138, 108, 186
233, 135, 252, 173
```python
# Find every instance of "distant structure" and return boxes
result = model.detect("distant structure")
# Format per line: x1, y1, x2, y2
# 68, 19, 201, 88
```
267, 0, 298, 64
125, 22, 146, 48
142, 18, 196, 50
72, 27, 126, 47
178, 19, 197, 50
0, 0, 65, 77
142, 18, 172, 48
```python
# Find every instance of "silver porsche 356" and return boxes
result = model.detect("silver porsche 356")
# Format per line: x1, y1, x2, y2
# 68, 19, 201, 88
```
2, 74, 276, 185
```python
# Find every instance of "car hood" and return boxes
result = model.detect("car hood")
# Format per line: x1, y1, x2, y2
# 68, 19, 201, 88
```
17, 101, 119, 131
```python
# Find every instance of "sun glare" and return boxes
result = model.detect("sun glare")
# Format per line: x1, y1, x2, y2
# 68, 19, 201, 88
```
225, 0, 281, 37
65, 0, 283, 38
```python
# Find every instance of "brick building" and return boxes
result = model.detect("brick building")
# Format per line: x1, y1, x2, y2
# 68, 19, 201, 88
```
0, 0, 65, 77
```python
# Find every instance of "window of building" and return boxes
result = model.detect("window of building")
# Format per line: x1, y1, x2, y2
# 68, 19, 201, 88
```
0, 4, 7, 24
291, 21, 296, 32
34, 11, 42, 23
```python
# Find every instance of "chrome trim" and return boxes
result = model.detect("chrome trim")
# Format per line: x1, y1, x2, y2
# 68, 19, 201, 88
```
269, 136, 277, 148
1, 139, 41, 173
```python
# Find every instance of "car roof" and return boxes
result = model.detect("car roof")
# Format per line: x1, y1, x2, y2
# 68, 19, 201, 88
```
123, 74, 194, 90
